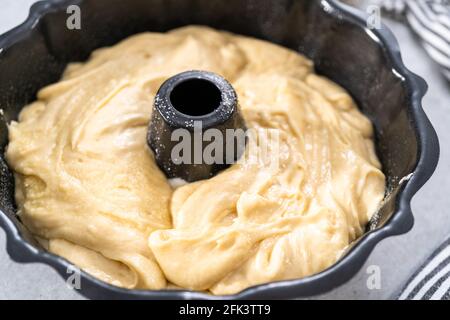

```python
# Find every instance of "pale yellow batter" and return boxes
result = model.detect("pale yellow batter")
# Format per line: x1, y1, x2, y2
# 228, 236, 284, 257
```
5, 26, 385, 295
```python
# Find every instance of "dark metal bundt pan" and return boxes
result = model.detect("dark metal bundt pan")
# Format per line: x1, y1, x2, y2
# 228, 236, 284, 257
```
0, 0, 439, 299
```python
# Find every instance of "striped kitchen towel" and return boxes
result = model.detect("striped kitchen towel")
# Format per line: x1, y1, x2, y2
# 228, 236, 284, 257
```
398, 237, 450, 300
374, 0, 450, 81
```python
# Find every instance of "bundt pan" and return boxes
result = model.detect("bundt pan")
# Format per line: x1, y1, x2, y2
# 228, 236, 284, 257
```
0, 0, 439, 299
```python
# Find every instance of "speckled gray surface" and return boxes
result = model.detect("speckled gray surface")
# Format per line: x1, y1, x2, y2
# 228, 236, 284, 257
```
0, 0, 448, 300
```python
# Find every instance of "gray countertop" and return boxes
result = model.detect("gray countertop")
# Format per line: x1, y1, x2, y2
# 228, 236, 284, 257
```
0, 0, 448, 300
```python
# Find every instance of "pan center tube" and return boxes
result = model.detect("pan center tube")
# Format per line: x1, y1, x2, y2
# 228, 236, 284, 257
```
148, 70, 247, 182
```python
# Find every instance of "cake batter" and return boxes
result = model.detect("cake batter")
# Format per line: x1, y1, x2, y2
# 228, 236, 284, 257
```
5, 26, 385, 295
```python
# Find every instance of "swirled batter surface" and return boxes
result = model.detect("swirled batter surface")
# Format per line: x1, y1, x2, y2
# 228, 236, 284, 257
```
6, 26, 385, 294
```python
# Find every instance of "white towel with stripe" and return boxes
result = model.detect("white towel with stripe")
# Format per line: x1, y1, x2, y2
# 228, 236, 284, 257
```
372, 0, 450, 81
398, 238, 450, 300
